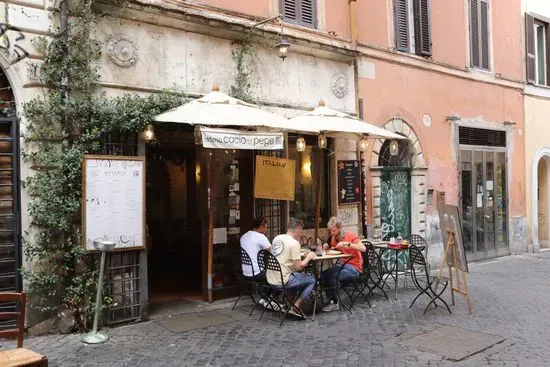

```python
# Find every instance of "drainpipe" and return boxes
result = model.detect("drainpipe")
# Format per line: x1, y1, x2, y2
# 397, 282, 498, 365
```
60, 0, 69, 131
349, 0, 358, 47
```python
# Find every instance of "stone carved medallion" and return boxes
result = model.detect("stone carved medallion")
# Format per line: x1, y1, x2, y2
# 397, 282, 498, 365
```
106, 36, 138, 67
331, 73, 349, 98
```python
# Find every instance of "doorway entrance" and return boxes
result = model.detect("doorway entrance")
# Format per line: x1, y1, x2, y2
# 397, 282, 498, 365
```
537, 157, 550, 248
379, 139, 412, 239
146, 125, 202, 304
459, 150, 508, 260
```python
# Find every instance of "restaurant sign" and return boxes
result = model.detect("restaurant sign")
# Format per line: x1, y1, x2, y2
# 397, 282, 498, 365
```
337, 160, 361, 205
200, 127, 284, 150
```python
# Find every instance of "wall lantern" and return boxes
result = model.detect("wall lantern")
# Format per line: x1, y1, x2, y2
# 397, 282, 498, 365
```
274, 38, 290, 60
143, 124, 155, 141
358, 136, 368, 150
296, 137, 306, 152
318, 134, 327, 149
389, 140, 399, 156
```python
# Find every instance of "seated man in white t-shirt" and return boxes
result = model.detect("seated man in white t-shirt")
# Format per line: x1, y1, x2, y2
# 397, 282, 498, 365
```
240, 217, 271, 280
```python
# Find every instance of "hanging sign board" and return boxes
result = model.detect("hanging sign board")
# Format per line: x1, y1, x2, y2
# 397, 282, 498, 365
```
82, 155, 145, 252
200, 127, 284, 150
254, 155, 295, 201
337, 160, 361, 205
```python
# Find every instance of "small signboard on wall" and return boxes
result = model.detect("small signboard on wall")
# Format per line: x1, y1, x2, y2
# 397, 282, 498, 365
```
337, 160, 361, 205
82, 155, 145, 251
254, 155, 295, 201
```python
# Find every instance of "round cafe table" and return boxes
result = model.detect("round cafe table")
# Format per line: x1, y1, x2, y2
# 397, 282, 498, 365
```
368, 240, 409, 300
301, 249, 351, 321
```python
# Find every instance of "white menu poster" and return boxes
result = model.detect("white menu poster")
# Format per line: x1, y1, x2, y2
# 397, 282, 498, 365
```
83, 156, 145, 251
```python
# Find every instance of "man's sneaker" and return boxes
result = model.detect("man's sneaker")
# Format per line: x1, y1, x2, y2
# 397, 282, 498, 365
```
258, 298, 269, 308
322, 300, 340, 312
269, 301, 281, 311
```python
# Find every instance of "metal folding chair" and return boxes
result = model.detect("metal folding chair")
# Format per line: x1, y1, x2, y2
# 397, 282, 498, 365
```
357, 241, 389, 303
232, 248, 265, 316
256, 249, 307, 326
409, 245, 451, 314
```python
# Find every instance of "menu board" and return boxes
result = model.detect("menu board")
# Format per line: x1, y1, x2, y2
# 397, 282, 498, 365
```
337, 160, 361, 205
254, 156, 295, 201
82, 155, 145, 251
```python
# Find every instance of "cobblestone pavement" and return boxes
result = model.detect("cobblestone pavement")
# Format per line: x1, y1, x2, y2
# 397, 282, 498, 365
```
10, 252, 550, 366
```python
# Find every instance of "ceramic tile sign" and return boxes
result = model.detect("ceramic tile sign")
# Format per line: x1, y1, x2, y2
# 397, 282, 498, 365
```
337, 160, 361, 205
83, 155, 145, 251
254, 156, 296, 201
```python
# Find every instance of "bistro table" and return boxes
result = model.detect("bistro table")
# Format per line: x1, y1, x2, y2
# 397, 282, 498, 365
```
301, 249, 352, 321
366, 240, 409, 300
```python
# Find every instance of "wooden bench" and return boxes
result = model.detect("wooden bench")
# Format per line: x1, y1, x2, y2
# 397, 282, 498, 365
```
0, 292, 48, 367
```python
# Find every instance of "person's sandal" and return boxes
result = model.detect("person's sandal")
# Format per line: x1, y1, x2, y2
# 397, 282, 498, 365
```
287, 307, 306, 319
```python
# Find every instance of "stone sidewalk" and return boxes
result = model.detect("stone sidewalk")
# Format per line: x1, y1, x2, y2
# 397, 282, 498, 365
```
8, 252, 550, 366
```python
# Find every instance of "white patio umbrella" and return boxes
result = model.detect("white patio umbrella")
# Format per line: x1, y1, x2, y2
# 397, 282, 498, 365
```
289, 101, 407, 242
289, 101, 406, 140
154, 86, 318, 133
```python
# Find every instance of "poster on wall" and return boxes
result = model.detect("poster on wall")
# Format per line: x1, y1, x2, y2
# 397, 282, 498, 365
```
82, 155, 145, 252
337, 160, 361, 205
254, 155, 295, 201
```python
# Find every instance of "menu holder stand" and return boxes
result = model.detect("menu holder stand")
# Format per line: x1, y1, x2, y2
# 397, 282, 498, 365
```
434, 230, 472, 314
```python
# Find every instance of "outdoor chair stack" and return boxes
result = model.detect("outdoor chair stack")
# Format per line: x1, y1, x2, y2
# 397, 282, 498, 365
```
0, 292, 48, 366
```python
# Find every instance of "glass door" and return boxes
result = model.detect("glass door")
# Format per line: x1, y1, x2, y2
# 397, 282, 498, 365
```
460, 149, 508, 260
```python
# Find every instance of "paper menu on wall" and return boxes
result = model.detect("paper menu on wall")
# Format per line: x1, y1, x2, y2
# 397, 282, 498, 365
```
213, 228, 227, 244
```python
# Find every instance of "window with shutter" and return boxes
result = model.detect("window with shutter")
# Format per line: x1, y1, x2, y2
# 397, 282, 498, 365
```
525, 13, 550, 86
280, 0, 317, 29
469, 0, 490, 70
394, 0, 431, 56
413, 0, 432, 56
394, 0, 410, 52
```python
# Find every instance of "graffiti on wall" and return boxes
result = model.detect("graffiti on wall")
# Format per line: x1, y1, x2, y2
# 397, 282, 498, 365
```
0, 24, 30, 63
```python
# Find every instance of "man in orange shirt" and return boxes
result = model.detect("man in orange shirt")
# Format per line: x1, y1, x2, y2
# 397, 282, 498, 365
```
321, 216, 366, 312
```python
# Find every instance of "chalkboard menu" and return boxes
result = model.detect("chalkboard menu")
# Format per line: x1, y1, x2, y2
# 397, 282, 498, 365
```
337, 160, 360, 205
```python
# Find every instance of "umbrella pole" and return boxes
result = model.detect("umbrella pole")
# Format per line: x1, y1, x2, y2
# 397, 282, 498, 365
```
314, 148, 322, 244
207, 150, 214, 303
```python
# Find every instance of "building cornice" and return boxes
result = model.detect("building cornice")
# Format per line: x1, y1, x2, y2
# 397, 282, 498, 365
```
96, 0, 525, 91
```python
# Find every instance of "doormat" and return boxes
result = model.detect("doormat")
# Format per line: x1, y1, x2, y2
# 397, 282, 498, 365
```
399, 325, 506, 361
155, 311, 236, 333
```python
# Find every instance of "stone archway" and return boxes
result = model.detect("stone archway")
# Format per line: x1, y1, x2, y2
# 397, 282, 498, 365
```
370, 118, 428, 239
531, 147, 550, 252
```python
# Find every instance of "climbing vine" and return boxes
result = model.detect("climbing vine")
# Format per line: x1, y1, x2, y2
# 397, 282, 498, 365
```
21, 0, 186, 330
230, 34, 258, 103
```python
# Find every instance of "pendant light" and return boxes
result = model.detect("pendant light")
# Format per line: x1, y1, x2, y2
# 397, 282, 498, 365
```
390, 140, 399, 156
296, 137, 306, 152
318, 134, 327, 149
142, 124, 155, 141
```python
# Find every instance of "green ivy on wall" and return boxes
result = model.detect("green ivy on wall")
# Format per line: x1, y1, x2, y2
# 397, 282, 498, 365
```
21, 0, 187, 330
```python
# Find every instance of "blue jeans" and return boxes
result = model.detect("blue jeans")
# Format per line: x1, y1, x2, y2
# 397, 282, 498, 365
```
321, 264, 360, 301
277, 272, 316, 303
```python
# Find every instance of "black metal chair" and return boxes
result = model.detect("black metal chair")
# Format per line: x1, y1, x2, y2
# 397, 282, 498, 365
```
232, 248, 264, 316
327, 256, 361, 312
407, 234, 427, 252
357, 241, 389, 303
256, 249, 307, 326
409, 245, 452, 314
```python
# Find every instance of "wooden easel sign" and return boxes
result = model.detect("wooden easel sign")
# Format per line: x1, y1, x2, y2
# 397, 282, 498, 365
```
435, 207, 473, 314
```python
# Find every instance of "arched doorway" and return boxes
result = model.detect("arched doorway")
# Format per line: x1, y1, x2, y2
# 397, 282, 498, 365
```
378, 139, 412, 238
537, 157, 550, 248
371, 118, 428, 240
532, 147, 550, 252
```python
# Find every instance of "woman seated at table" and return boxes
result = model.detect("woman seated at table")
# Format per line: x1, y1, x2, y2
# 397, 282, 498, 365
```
321, 216, 366, 312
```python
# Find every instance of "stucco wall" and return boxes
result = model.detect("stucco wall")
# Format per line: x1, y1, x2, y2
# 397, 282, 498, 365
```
360, 57, 525, 254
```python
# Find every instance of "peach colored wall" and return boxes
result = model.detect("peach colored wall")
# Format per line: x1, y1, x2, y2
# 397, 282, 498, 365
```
324, 0, 351, 39
360, 61, 525, 220
430, 0, 467, 68
492, 0, 523, 81
194, 0, 270, 18
357, 0, 389, 48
